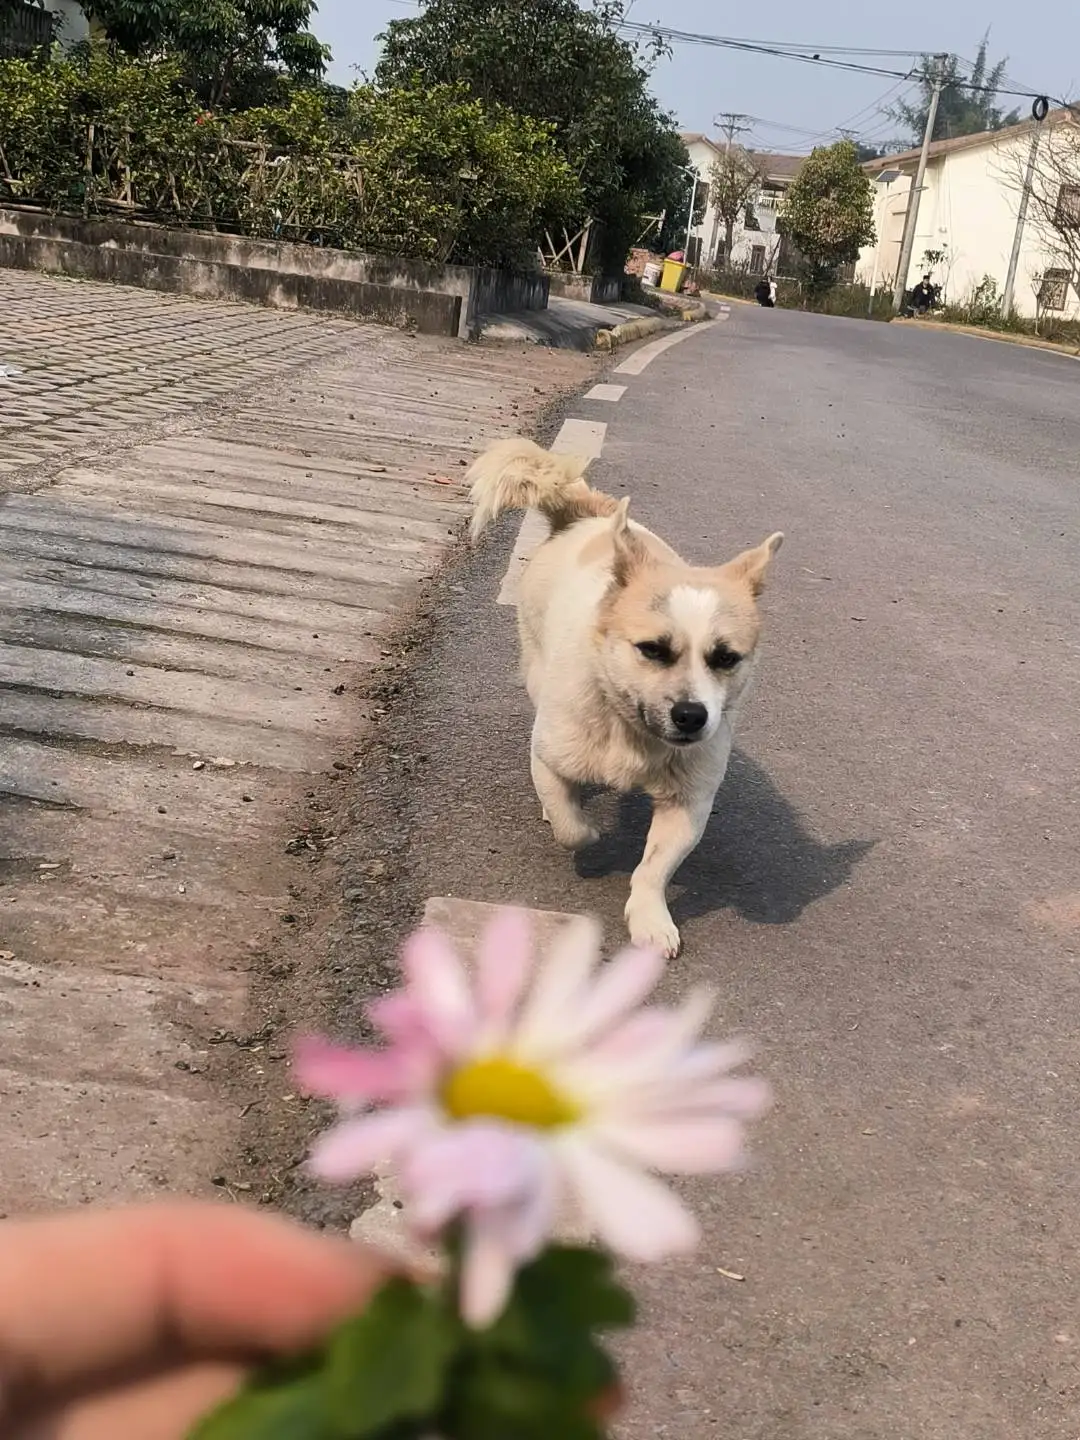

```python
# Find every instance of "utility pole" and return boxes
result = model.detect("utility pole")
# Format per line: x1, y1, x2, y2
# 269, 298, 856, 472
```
892, 55, 947, 315
683, 166, 700, 264
1002, 100, 1050, 314
714, 112, 753, 153
708, 112, 753, 265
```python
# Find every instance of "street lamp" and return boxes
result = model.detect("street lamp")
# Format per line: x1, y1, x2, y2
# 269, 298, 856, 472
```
677, 163, 700, 263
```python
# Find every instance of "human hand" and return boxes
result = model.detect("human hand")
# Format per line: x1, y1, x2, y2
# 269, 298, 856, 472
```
0, 1202, 390, 1440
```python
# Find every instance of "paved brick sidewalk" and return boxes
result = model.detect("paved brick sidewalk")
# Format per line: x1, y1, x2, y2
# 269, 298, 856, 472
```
0, 270, 356, 488
0, 272, 593, 1215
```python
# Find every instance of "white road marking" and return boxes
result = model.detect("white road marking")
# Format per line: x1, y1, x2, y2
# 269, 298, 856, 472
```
584, 383, 627, 403
497, 416, 606, 606
550, 416, 607, 458
497, 508, 549, 605
614, 320, 715, 376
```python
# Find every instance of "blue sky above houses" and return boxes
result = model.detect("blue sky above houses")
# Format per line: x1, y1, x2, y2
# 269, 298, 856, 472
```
322, 1, 1079, 155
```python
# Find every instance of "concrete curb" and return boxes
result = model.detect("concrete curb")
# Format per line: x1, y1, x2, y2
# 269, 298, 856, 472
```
897, 316, 1080, 358
594, 314, 675, 351
671, 298, 710, 323
701, 289, 755, 307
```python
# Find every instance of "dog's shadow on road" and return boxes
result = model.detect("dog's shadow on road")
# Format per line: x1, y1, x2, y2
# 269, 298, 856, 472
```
575, 750, 874, 926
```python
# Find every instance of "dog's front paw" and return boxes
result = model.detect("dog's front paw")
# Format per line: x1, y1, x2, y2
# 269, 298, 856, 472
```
547, 810, 600, 851
624, 895, 682, 959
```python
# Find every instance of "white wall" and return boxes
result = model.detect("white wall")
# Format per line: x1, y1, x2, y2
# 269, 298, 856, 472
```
685, 137, 720, 263
857, 130, 1080, 319
684, 138, 785, 272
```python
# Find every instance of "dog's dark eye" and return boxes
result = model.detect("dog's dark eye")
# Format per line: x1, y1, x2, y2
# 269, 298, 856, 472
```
707, 644, 743, 671
636, 639, 674, 665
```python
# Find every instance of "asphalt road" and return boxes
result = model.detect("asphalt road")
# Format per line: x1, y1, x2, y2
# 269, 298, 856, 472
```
342, 310, 1080, 1438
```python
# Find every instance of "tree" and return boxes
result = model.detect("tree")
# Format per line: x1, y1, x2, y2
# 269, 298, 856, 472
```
851, 140, 887, 163
82, 0, 329, 109
891, 34, 1021, 144
375, 0, 688, 273
994, 115, 1080, 316
780, 140, 875, 295
707, 146, 762, 267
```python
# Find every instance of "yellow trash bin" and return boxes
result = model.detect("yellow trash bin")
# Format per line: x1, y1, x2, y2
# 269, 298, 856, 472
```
660, 259, 687, 293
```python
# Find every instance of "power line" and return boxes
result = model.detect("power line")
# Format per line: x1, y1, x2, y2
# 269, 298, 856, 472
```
619, 21, 1061, 102
632, 29, 929, 58
619, 22, 917, 81
742, 78, 915, 154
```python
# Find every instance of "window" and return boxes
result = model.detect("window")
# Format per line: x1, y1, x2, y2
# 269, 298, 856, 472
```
1054, 184, 1080, 229
748, 244, 767, 274
1039, 268, 1071, 310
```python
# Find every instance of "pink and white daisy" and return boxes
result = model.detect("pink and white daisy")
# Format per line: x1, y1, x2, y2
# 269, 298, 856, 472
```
296, 909, 768, 1327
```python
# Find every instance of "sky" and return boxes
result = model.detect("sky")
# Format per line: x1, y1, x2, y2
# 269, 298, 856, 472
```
318, 0, 1080, 155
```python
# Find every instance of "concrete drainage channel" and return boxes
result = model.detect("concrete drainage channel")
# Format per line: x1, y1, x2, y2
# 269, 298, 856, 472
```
0, 268, 595, 1215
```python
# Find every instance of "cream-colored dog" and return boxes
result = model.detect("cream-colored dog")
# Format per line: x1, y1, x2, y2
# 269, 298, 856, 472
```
469, 436, 783, 958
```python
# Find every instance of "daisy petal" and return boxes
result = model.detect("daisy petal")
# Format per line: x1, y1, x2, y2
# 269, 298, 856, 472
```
558, 1135, 699, 1260
475, 908, 535, 1042
367, 991, 435, 1049
660, 983, 717, 1050
401, 928, 477, 1057
595, 1114, 748, 1173
458, 1160, 556, 1328
594, 987, 719, 1089
403, 1122, 541, 1231
460, 1212, 520, 1328
514, 915, 601, 1057
308, 1107, 431, 1183
669, 1040, 754, 1083
667, 1076, 772, 1118
293, 1036, 413, 1104
610, 1075, 771, 1121
560, 945, 665, 1049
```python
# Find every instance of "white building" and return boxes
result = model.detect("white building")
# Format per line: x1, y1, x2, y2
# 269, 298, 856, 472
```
858, 109, 1080, 320
681, 134, 803, 273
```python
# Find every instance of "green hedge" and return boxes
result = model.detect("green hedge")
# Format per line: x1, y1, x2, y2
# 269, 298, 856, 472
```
0, 49, 581, 269
702, 269, 892, 321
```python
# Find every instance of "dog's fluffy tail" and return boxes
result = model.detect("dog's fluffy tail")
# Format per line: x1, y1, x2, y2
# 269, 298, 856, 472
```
467, 436, 618, 542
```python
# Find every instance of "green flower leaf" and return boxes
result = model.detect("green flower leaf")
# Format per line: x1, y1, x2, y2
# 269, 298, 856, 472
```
442, 1246, 629, 1436
482, 1246, 634, 1378
188, 1360, 332, 1440
448, 1360, 602, 1440
326, 1276, 459, 1438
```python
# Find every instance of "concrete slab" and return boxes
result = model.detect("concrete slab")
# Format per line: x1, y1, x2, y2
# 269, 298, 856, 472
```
479, 295, 660, 349
0, 269, 595, 1215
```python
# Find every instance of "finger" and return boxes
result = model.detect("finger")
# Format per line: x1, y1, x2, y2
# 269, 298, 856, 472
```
10, 1361, 246, 1440
0, 1202, 390, 1393
590, 1382, 624, 1426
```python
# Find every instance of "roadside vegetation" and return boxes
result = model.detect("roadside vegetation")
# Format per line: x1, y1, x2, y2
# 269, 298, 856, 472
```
0, 0, 693, 275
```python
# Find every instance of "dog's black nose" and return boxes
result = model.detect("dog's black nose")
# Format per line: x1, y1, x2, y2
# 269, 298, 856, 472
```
671, 700, 708, 735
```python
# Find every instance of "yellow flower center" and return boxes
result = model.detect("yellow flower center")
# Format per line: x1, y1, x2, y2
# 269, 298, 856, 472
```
441, 1056, 580, 1130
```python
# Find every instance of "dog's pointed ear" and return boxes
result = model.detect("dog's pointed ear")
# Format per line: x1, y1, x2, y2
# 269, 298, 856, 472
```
611, 497, 649, 586
721, 532, 784, 597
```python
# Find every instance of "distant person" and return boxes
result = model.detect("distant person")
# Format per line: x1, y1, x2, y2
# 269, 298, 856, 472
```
754, 275, 775, 308
909, 275, 936, 314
